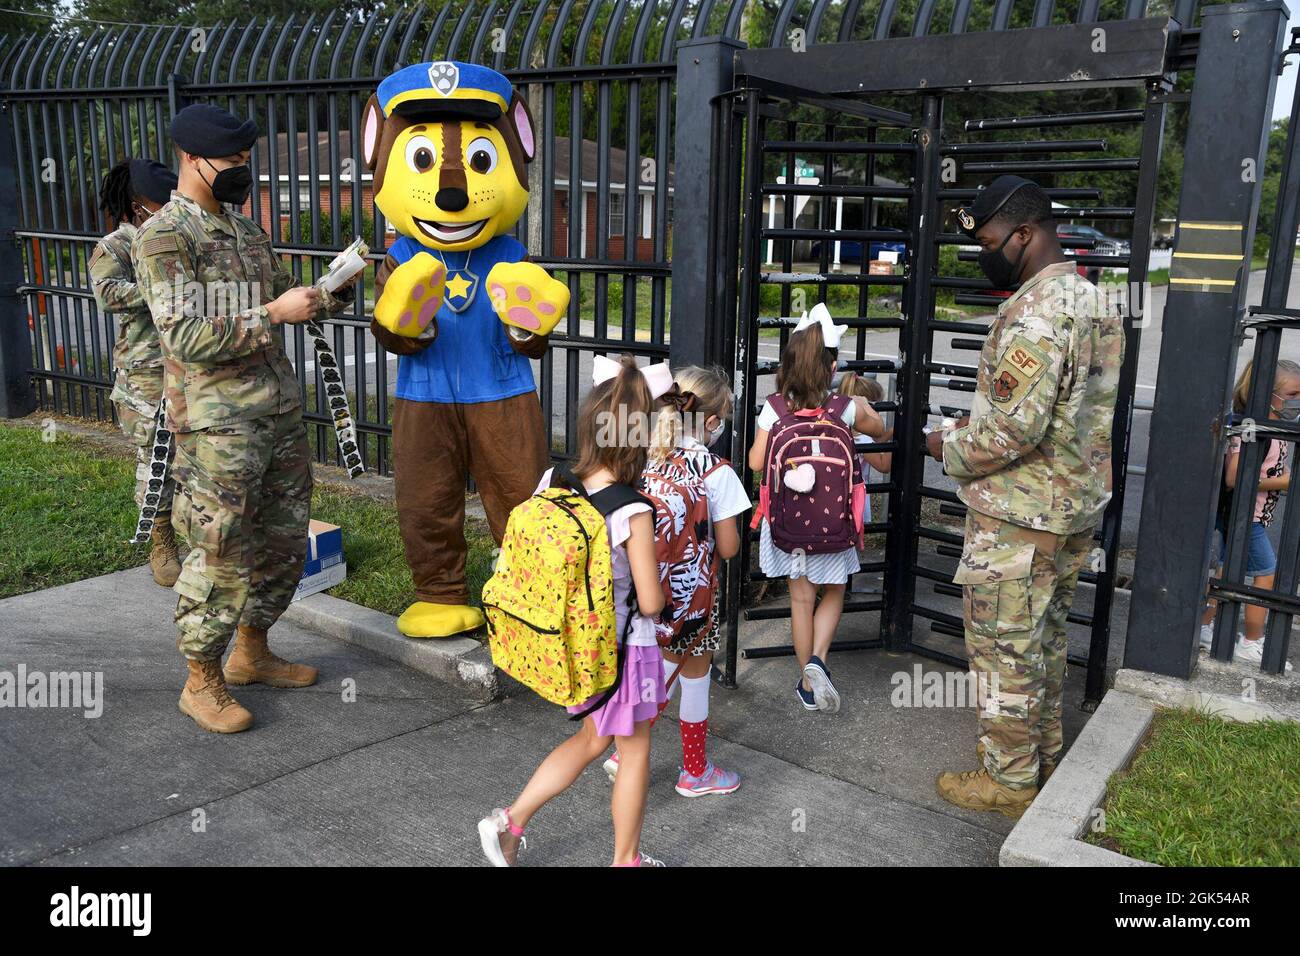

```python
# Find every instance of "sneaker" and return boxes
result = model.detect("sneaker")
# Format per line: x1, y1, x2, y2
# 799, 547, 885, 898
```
477, 808, 526, 867
1199, 623, 1213, 651
795, 680, 817, 711
603, 751, 620, 782
675, 761, 741, 798
803, 656, 841, 713
1235, 636, 1294, 671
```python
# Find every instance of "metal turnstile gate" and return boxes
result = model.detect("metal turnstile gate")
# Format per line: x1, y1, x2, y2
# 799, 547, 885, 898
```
710, 18, 1182, 708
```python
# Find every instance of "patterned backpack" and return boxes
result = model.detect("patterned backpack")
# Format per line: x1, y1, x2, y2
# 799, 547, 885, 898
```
482, 465, 642, 719
751, 392, 865, 554
641, 449, 728, 650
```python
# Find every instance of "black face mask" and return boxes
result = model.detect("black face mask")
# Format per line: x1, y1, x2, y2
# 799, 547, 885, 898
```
978, 228, 1028, 290
203, 159, 253, 206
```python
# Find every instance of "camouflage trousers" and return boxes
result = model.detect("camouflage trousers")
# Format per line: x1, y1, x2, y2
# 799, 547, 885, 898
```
116, 401, 174, 518
956, 509, 1094, 790
169, 408, 313, 661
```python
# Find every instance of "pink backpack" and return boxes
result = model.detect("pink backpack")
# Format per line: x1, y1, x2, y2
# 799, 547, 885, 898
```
750, 392, 864, 554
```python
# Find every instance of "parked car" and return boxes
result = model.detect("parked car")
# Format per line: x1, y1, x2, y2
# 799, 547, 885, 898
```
810, 228, 908, 264
1057, 223, 1129, 283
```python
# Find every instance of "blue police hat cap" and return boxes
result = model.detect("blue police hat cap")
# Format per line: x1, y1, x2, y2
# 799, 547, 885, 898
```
377, 61, 513, 120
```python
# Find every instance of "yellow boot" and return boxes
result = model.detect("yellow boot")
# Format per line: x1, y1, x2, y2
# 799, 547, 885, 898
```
179, 658, 254, 733
936, 767, 1037, 819
149, 514, 181, 587
396, 601, 485, 638
224, 625, 318, 688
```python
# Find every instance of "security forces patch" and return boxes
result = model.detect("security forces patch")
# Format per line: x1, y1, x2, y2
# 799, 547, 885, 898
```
990, 336, 1050, 410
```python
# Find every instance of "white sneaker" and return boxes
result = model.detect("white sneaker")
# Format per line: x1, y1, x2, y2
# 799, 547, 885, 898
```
478, 808, 526, 867
1234, 636, 1294, 672
603, 752, 620, 782
1199, 624, 1213, 651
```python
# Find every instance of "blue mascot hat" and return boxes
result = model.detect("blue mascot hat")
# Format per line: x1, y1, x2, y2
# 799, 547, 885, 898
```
377, 61, 513, 121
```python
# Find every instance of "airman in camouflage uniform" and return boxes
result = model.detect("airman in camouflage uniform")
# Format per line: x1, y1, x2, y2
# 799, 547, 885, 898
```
927, 177, 1122, 817
134, 104, 354, 734
92, 158, 181, 586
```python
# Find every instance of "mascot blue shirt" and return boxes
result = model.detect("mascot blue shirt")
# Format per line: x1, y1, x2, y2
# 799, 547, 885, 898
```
387, 233, 535, 404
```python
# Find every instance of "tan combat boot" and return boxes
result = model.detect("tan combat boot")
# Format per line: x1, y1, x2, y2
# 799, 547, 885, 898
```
149, 514, 182, 587
179, 658, 254, 733
936, 767, 1037, 819
224, 625, 318, 688
976, 740, 1057, 787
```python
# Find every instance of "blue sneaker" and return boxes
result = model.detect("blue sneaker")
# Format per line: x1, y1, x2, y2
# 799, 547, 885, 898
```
803, 656, 841, 713
675, 762, 741, 797
795, 680, 817, 711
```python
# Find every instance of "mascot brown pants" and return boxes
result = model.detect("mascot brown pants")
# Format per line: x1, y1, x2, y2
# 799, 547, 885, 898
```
392, 392, 549, 606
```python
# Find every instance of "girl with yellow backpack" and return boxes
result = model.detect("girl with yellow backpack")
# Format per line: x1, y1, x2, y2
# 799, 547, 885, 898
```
478, 355, 673, 866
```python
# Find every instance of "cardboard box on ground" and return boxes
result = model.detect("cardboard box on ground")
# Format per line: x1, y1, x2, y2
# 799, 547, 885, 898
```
294, 519, 346, 602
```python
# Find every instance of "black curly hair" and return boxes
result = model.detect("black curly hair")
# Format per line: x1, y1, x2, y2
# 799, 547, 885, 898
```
98, 160, 136, 227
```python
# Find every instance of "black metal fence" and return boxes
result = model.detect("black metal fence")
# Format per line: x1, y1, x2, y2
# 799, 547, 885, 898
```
7, 0, 1294, 685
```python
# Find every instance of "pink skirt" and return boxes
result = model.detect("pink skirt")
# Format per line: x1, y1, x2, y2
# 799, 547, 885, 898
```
566, 643, 666, 738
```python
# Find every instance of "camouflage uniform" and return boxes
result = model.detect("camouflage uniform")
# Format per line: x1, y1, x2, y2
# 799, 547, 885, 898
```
92, 222, 174, 518
943, 260, 1122, 789
133, 191, 348, 661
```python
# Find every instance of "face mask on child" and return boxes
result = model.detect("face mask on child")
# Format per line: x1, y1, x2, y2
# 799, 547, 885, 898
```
707, 418, 727, 447
1277, 396, 1300, 421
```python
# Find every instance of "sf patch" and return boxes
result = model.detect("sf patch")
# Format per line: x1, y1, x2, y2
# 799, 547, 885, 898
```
990, 336, 1050, 410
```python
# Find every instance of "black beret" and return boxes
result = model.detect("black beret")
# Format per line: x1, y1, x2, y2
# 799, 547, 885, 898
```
170, 104, 258, 158
956, 175, 1036, 238
128, 158, 177, 205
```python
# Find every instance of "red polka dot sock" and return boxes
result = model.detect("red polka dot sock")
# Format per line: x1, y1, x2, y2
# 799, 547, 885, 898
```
680, 719, 708, 778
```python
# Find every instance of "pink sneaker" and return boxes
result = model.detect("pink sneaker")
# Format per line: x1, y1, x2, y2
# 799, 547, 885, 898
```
674, 762, 741, 797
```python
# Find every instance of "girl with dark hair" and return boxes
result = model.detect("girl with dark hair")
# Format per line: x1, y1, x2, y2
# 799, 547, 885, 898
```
479, 355, 671, 866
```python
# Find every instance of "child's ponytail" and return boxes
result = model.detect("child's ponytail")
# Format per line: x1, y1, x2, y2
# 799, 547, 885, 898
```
777, 323, 836, 413
573, 354, 654, 486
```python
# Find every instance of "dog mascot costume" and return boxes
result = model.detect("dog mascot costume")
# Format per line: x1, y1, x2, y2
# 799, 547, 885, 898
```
362, 61, 568, 637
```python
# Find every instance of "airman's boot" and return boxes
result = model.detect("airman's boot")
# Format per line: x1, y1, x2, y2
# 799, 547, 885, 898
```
976, 740, 1057, 787
224, 625, 318, 688
179, 658, 254, 733
936, 767, 1037, 819
149, 515, 181, 587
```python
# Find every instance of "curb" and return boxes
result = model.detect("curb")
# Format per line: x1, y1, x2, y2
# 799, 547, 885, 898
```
281, 592, 507, 702
1000, 689, 1157, 867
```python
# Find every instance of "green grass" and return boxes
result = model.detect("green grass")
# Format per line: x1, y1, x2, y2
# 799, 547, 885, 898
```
1086, 708, 1300, 867
0, 424, 146, 599
310, 483, 497, 618
0, 421, 497, 619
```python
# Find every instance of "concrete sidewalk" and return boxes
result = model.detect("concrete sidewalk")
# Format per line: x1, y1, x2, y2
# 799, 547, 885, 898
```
0, 567, 1079, 866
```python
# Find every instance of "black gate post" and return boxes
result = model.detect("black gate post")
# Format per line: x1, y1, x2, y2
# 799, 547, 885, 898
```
0, 105, 35, 419
1125, 1, 1289, 679
883, 94, 941, 652
670, 36, 743, 369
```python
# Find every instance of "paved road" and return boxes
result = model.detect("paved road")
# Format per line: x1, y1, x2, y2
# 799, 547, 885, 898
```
1, 567, 1030, 866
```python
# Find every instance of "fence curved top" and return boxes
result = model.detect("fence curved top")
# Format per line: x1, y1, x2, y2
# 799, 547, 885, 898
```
0, 0, 1199, 94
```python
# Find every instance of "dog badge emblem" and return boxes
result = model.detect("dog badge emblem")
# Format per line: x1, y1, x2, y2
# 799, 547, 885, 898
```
958, 209, 975, 231
428, 61, 459, 96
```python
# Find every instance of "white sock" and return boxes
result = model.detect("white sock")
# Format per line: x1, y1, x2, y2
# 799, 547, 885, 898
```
662, 659, 680, 700
679, 673, 711, 724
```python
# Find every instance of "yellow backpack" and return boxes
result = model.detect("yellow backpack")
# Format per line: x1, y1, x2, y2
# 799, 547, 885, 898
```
483, 468, 642, 716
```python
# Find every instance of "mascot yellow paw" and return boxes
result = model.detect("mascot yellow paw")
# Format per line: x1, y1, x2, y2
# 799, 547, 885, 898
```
396, 601, 485, 638
487, 261, 569, 338
373, 253, 447, 338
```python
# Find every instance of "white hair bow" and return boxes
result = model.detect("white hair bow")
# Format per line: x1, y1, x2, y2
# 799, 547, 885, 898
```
591, 354, 675, 401
793, 302, 848, 350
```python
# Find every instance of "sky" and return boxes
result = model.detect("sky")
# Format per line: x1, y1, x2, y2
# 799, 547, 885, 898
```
1274, 11, 1300, 120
